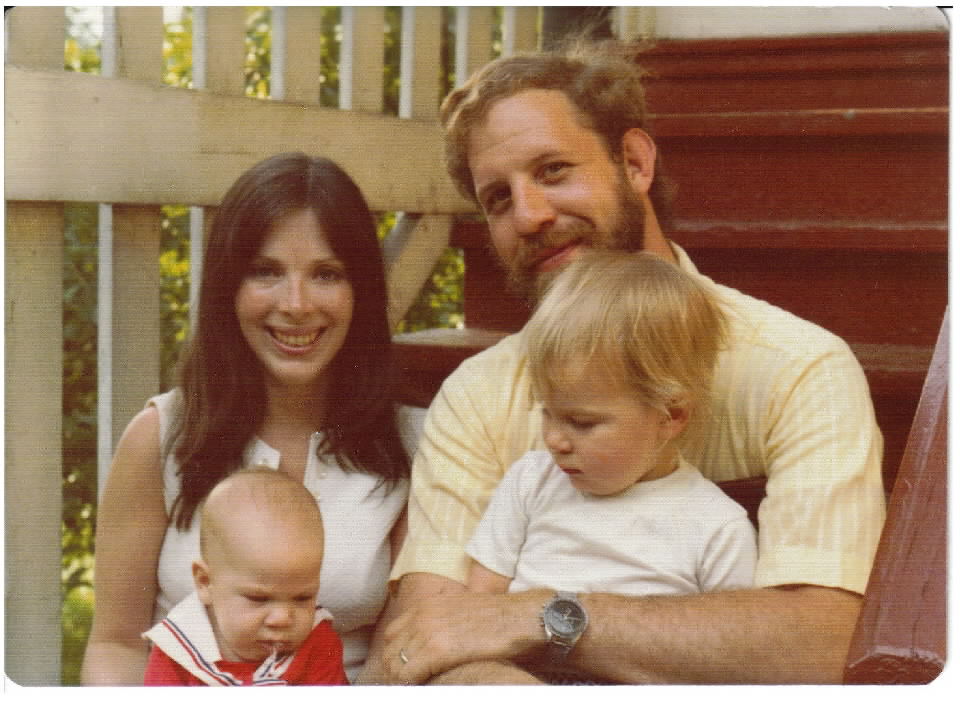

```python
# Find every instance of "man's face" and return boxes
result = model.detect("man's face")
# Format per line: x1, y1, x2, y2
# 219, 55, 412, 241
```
467, 89, 648, 302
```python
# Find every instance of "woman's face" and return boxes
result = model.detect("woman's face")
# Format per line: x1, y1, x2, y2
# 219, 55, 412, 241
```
234, 208, 354, 395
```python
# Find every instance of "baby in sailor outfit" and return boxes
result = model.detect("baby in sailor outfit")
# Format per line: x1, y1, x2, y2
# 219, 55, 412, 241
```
143, 468, 348, 685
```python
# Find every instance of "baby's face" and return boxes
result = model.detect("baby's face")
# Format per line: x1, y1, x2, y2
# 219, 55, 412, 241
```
197, 547, 322, 662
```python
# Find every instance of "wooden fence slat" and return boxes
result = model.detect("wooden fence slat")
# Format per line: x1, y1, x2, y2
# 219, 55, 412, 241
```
341, 6, 386, 112
113, 6, 164, 82
4, 201, 65, 686
613, 6, 655, 41
4, 66, 471, 213
385, 214, 454, 328
274, 7, 323, 103
502, 7, 540, 55
201, 6, 247, 96
400, 6, 444, 120
110, 206, 163, 450
4, 5, 65, 69
455, 6, 494, 85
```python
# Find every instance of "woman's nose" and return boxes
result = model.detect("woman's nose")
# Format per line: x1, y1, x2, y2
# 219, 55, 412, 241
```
279, 276, 308, 314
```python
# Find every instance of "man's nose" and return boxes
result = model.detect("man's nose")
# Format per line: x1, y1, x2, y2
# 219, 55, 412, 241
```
512, 182, 555, 236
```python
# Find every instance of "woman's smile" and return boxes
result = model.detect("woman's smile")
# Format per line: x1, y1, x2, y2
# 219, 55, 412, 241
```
235, 208, 354, 391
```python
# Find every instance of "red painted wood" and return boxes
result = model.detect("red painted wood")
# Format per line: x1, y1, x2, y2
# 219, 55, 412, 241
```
844, 313, 947, 683
639, 32, 948, 113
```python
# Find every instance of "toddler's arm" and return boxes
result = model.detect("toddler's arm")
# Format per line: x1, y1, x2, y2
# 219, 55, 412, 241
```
466, 560, 512, 594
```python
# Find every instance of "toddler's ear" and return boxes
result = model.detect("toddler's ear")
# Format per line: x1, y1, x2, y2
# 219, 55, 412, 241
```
661, 401, 691, 440
193, 560, 213, 605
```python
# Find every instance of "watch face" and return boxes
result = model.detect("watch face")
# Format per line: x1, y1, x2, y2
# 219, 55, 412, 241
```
545, 599, 587, 637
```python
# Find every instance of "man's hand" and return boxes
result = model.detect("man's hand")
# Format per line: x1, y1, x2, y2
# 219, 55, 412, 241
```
374, 573, 549, 684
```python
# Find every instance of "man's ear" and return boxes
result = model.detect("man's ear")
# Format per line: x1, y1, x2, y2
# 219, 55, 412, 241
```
620, 128, 657, 197
193, 560, 213, 605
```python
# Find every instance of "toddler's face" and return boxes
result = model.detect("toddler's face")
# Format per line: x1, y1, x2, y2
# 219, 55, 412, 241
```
196, 547, 321, 662
539, 361, 680, 496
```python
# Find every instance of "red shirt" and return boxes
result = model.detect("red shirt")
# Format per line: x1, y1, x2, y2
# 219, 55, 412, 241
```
144, 619, 348, 686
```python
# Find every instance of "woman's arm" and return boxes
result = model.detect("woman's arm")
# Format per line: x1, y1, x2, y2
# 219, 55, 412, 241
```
81, 407, 170, 685
389, 508, 408, 565
354, 508, 409, 685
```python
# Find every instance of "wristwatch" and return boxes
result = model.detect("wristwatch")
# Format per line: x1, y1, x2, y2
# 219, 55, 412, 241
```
541, 591, 589, 660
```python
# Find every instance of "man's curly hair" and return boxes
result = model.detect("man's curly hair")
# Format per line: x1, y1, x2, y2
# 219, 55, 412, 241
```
440, 38, 675, 227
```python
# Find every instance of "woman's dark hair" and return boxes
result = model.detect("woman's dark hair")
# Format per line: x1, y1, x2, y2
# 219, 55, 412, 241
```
170, 152, 409, 528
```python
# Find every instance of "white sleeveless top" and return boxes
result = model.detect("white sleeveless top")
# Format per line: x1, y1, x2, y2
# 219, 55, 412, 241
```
149, 389, 421, 682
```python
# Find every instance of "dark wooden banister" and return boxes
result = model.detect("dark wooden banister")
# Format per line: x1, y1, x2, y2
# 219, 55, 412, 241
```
843, 310, 948, 683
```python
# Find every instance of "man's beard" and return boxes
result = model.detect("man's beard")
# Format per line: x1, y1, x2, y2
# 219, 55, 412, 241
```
496, 178, 648, 305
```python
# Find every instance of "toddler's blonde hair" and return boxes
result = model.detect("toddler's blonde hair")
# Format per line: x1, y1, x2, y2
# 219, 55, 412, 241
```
525, 251, 728, 422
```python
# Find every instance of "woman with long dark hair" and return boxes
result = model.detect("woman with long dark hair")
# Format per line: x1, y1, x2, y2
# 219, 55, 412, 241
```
83, 153, 414, 684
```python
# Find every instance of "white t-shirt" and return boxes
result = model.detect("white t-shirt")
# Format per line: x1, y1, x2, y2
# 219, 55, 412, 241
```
466, 451, 757, 595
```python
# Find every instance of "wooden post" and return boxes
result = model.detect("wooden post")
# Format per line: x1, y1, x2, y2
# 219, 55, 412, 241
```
4, 203, 65, 685
341, 6, 386, 113
387, 6, 452, 325
109, 207, 162, 448
272, 7, 323, 103
844, 311, 948, 683
454, 6, 494, 86
200, 7, 246, 96
502, 7, 540, 55
399, 6, 444, 121
4, 5, 66, 686
103, 7, 164, 455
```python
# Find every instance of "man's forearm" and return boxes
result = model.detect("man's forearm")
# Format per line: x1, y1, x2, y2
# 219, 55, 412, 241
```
571, 585, 862, 684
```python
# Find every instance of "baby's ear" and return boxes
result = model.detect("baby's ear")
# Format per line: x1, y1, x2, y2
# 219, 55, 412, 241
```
193, 560, 213, 604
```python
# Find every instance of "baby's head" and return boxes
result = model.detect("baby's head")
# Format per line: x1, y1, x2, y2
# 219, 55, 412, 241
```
192, 469, 325, 662
524, 251, 728, 495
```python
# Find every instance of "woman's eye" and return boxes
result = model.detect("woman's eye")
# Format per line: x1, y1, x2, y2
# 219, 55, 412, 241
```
248, 262, 280, 279
245, 595, 269, 604
314, 267, 345, 283
569, 418, 596, 431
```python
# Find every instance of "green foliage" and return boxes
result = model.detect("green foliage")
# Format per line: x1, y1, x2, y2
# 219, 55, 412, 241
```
319, 8, 341, 106
159, 206, 192, 388
395, 247, 466, 333
61, 200, 99, 686
62, 13, 100, 681
245, 7, 272, 98
163, 7, 193, 88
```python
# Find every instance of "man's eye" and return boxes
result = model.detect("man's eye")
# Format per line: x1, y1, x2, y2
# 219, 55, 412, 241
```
245, 595, 269, 603
540, 162, 570, 181
484, 188, 511, 214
